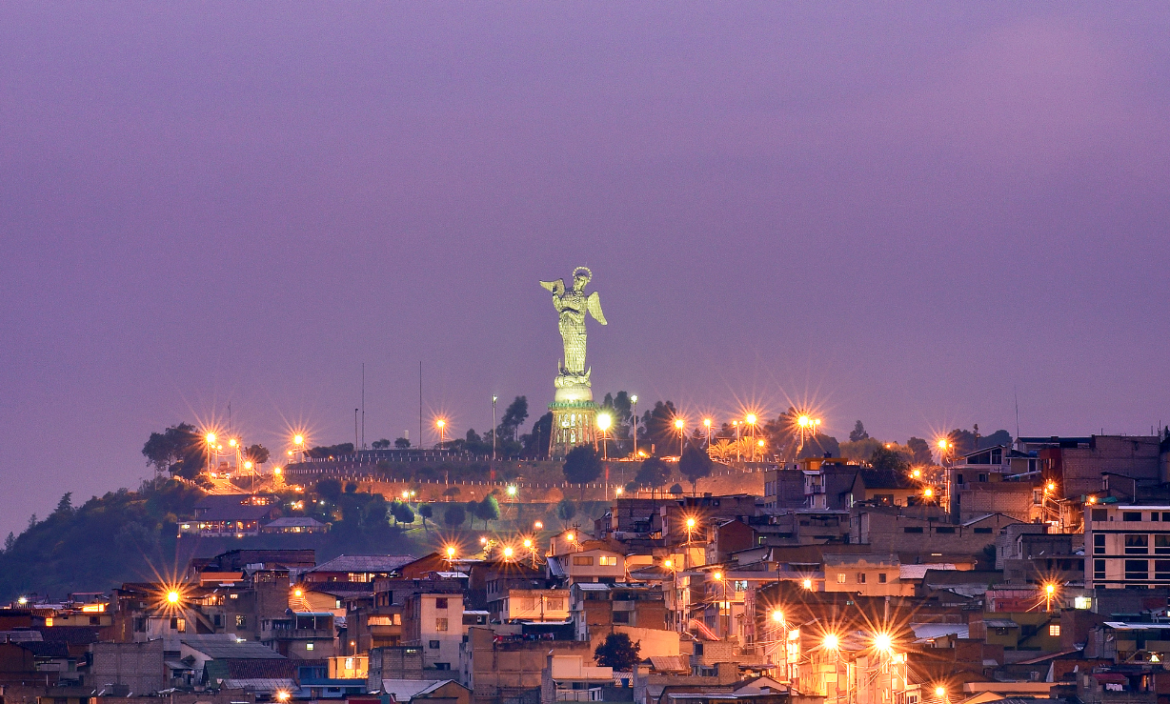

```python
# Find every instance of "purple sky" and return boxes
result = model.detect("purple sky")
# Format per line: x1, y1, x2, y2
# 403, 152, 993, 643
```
2, 3, 1169, 538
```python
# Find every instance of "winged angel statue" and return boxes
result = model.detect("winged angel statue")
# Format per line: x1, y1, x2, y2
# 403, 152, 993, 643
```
540, 267, 607, 387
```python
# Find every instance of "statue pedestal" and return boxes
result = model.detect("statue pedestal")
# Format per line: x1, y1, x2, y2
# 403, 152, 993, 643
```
548, 398, 597, 459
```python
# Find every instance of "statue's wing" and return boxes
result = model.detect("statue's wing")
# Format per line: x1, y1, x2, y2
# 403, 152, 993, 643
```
586, 291, 607, 325
540, 279, 565, 297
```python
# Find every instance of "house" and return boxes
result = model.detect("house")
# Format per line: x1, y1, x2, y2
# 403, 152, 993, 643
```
402, 586, 465, 674
539, 654, 619, 704
1084, 503, 1170, 589
179, 495, 280, 538
378, 678, 471, 704
304, 555, 416, 584
822, 554, 913, 596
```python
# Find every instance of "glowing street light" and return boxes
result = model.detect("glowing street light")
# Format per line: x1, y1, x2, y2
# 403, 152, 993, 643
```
703, 418, 712, 447
795, 415, 821, 456
597, 412, 612, 461
674, 418, 686, 456
615, 486, 624, 496
631, 395, 639, 458
166, 590, 181, 605
873, 632, 893, 654
506, 485, 517, 498
523, 538, 533, 549
435, 419, 446, 448
802, 578, 813, 590
446, 546, 457, 560
664, 559, 674, 569
1045, 582, 1056, 611
276, 690, 291, 703
771, 610, 784, 623
823, 633, 839, 650
206, 433, 217, 444
924, 487, 934, 499
534, 520, 543, 530
503, 546, 514, 560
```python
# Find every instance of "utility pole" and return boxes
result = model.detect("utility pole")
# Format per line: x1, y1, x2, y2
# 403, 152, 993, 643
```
419, 361, 423, 452
361, 363, 366, 450
354, 409, 359, 450
492, 396, 498, 461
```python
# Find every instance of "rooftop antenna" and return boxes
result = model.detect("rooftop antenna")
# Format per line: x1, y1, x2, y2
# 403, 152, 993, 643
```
1014, 386, 1020, 439
419, 361, 423, 450
361, 362, 366, 450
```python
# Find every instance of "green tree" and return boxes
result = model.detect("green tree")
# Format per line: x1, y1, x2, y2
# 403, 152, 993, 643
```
557, 498, 577, 521
443, 504, 466, 528
442, 486, 461, 502
316, 479, 343, 503
345, 481, 359, 494
55, 493, 73, 515
498, 396, 529, 441
419, 504, 433, 533
3, 533, 14, 552
475, 496, 500, 529
906, 437, 933, 466
371, 439, 391, 449
668, 483, 683, 496
678, 443, 712, 494
849, 421, 869, 442
141, 422, 205, 477
870, 445, 910, 473
522, 412, 553, 459
594, 633, 641, 671
245, 444, 270, 465
308, 443, 355, 459
839, 438, 882, 462
392, 502, 415, 526
394, 437, 411, 449
635, 457, 671, 495
563, 446, 603, 498
639, 401, 679, 456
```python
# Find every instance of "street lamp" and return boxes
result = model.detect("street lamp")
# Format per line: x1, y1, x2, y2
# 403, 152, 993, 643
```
802, 578, 813, 590
703, 418, 712, 448
597, 413, 612, 461
631, 395, 639, 458
293, 434, 305, 462
822, 633, 839, 651
503, 546, 514, 561
1045, 583, 1056, 612
446, 545, 456, 560
436, 419, 446, 449
796, 415, 820, 457
492, 396, 498, 461
748, 411, 758, 460
674, 418, 685, 457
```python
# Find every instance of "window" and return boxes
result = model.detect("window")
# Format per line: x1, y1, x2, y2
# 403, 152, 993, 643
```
613, 611, 630, 624
436, 617, 449, 632
1125, 559, 1149, 581
1094, 559, 1106, 580
1094, 534, 1106, 554
547, 598, 565, 610
170, 617, 185, 632
435, 598, 448, 609
429, 640, 440, 649
974, 527, 992, 534
1049, 625, 1061, 637
1164, 513, 1170, 522
1091, 509, 1108, 522
306, 642, 314, 651
345, 657, 354, 670
1156, 561, 1170, 580
1125, 535, 1149, 554
837, 573, 846, 584
903, 527, 924, 534
133, 617, 146, 632
1124, 512, 1143, 522
857, 573, 867, 584
573, 556, 594, 566
935, 527, 955, 534
434, 662, 451, 671
1156, 536, 1170, 554
236, 615, 247, 627
878, 573, 887, 584
599, 556, 618, 566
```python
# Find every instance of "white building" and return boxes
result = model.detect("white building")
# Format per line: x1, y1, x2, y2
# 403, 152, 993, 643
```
1085, 503, 1170, 589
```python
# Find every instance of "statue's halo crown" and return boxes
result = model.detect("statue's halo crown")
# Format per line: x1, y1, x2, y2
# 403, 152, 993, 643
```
572, 266, 593, 283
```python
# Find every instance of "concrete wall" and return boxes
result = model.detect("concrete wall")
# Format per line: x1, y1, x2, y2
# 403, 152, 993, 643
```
89, 640, 165, 694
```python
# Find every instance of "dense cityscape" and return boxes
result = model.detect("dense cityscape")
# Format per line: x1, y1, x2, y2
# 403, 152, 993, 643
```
4, 5, 1169, 704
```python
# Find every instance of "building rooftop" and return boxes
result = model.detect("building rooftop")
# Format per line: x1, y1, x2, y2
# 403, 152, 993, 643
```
181, 635, 288, 659
309, 554, 416, 574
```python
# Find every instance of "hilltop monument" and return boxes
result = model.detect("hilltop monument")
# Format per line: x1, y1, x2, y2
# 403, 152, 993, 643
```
540, 267, 607, 457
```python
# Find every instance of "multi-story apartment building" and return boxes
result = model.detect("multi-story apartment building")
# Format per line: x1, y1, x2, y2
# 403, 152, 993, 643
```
1085, 503, 1170, 589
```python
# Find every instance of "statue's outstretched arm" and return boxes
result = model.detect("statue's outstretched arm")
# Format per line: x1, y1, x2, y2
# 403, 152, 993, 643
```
586, 292, 608, 325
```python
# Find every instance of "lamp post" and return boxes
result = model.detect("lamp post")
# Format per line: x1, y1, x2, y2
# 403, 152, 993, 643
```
745, 414, 757, 462
492, 396, 498, 461
674, 418, 685, 457
631, 395, 638, 458
1045, 583, 1056, 612
436, 419, 446, 450
597, 413, 612, 461
732, 421, 740, 462
703, 418, 712, 448
205, 433, 218, 473
294, 434, 305, 462
796, 416, 820, 458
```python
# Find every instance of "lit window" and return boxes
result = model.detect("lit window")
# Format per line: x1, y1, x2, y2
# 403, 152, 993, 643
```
837, 574, 846, 584
599, 556, 618, 566
1049, 625, 1061, 637
306, 642, 314, 651
436, 617, 449, 632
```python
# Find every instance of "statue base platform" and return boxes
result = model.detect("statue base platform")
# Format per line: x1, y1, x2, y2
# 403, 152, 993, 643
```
548, 398, 598, 459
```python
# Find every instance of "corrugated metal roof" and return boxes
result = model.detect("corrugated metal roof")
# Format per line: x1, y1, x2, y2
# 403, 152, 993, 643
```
310, 554, 416, 573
